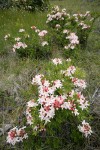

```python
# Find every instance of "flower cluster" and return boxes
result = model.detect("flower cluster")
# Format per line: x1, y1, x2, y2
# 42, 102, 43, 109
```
7, 126, 28, 145
52, 58, 62, 65
46, 6, 93, 51
38, 30, 48, 37
78, 21, 90, 30
46, 6, 67, 24
73, 11, 91, 22
78, 120, 92, 137
61, 65, 76, 77
65, 32, 79, 50
31, 26, 49, 47
26, 100, 38, 125
72, 12, 92, 31
19, 28, 25, 32
72, 77, 86, 89
26, 58, 92, 137
7, 58, 92, 145
13, 41, 27, 52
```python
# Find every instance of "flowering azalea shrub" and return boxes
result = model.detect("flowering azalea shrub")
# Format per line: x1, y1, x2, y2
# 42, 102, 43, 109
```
7, 58, 92, 148
4, 6, 94, 59
5, 27, 52, 58
46, 6, 94, 50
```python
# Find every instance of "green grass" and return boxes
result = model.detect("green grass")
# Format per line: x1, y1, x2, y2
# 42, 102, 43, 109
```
0, 8, 48, 55
51, 0, 100, 14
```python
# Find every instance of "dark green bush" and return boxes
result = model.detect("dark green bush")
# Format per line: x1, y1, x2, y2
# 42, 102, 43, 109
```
0, 0, 12, 9
0, 0, 49, 11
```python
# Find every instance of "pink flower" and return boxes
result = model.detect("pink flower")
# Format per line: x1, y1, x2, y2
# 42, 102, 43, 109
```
66, 33, 79, 45
38, 30, 48, 37
61, 66, 76, 77
53, 95, 65, 109
7, 127, 28, 145
77, 92, 89, 110
53, 80, 63, 89
13, 42, 27, 50
39, 106, 55, 124
78, 120, 92, 137
72, 78, 86, 89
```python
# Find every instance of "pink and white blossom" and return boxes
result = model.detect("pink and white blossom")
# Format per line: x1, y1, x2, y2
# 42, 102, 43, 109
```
78, 120, 92, 137
72, 78, 87, 89
31, 74, 44, 85
27, 100, 38, 108
13, 42, 27, 50
38, 30, 48, 37
52, 58, 62, 65
7, 127, 28, 145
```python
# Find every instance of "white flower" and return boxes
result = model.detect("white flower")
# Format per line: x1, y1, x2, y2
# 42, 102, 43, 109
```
66, 58, 71, 62
35, 29, 40, 33
73, 108, 79, 116
63, 29, 69, 34
64, 45, 69, 49
4, 34, 10, 40
13, 42, 27, 50
12, 48, 16, 52
55, 24, 61, 29
19, 29, 25, 32
53, 80, 63, 89
66, 33, 79, 44
61, 102, 71, 110
69, 90, 75, 98
52, 58, 62, 65
31, 74, 44, 85
26, 114, 33, 125
72, 78, 87, 89
27, 100, 38, 108
66, 66, 76, 76
79, 101, 89, 110
61, 66, 76, 77
15, 37, 21, 41
39, 106, 55, 124
41, 41, 48, 46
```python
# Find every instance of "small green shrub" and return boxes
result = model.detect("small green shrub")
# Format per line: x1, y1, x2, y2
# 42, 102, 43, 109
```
0, 0, 49, 11
4, 27, 52, 59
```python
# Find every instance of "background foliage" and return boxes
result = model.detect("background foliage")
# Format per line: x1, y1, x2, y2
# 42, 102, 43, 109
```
0, 0, 49, 11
